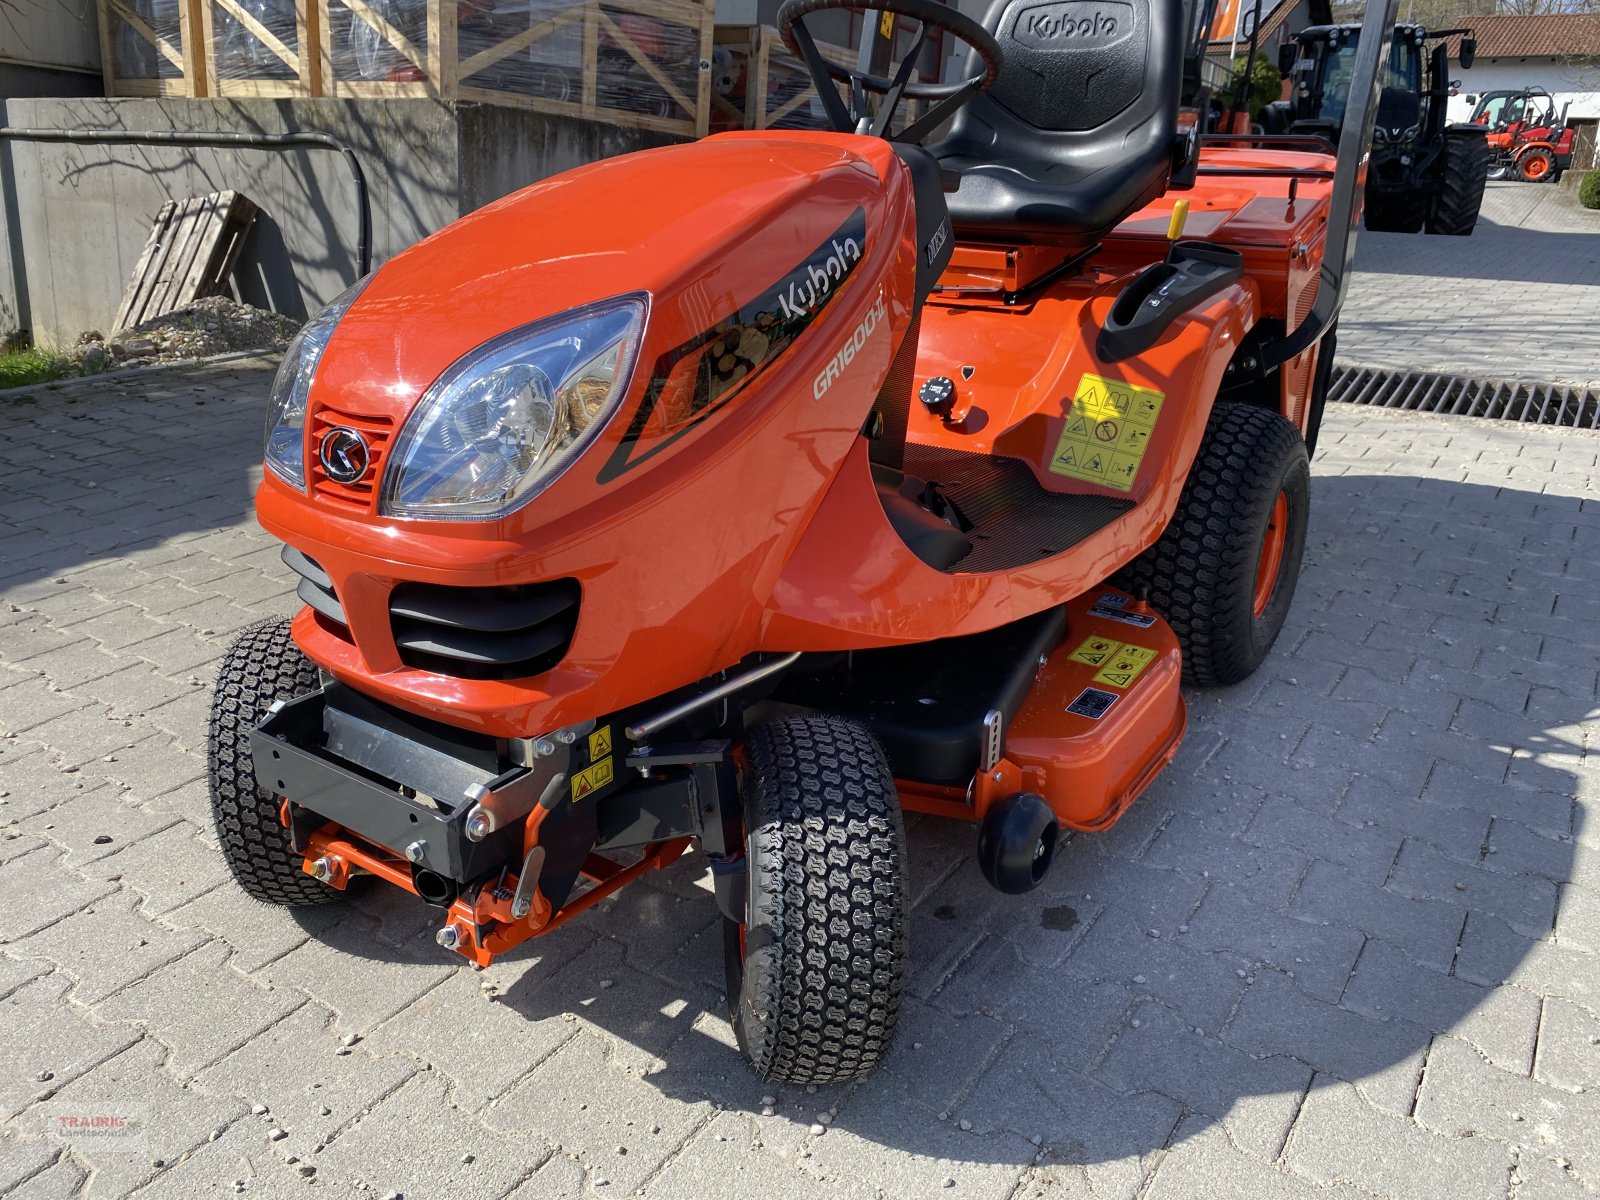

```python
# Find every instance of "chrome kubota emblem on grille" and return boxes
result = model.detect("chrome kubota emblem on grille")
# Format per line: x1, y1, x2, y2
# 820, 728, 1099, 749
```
318, 427, 370, 484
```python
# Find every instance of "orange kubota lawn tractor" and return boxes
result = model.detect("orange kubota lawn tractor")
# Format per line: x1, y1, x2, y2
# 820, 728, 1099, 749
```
211, 0, 1397, 1082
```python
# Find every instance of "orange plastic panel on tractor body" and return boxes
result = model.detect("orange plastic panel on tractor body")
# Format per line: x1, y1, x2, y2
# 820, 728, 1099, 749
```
895, 588, 1184, 834
1006, 590, 1185, 831
257, 138, 1321, 743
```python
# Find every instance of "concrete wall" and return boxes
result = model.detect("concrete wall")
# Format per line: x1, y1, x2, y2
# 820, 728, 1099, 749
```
0, 96, 680, 345
1, 0, 101, 75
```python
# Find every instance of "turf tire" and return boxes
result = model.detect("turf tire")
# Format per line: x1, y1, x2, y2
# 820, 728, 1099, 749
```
1429, 130, 1490, 234
208, 617, 344, 906
723, 716, 907, 1084
1116, 404, 1310, 688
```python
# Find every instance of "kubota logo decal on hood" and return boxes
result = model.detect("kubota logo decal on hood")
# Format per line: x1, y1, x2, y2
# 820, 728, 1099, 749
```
598, 207, 868, 483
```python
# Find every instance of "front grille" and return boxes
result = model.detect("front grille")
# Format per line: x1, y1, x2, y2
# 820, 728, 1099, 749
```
309, 405, 395, 512
1331, 366, 1600, 430
282, 546, 349, 630
389, 579, 581, 680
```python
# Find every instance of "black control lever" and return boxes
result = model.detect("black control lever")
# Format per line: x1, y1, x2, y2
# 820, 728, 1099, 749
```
1096, 242, 1245, 364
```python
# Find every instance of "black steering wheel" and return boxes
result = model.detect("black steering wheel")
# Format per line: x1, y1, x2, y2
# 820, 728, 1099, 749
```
776, 0, 1004, 142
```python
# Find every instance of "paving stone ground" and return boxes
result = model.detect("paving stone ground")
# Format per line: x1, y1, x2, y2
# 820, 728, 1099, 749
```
1340, 182, 1600, 388
1, 350, 1598, 1200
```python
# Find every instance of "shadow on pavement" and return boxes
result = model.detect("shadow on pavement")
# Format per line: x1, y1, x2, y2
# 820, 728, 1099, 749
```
1353, 208, 1600, 287
292, 471, 1590, 1172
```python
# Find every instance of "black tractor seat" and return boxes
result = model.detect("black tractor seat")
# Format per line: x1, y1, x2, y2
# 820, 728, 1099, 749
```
927, 0, 1186, 248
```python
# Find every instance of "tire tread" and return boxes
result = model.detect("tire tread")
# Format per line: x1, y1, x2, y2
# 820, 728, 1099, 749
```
207, 618, 341, 907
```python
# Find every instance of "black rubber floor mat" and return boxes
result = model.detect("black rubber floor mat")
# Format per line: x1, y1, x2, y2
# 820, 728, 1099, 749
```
902, 445, 1134, 574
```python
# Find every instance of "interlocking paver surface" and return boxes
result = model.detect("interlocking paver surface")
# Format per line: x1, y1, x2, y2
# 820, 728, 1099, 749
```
2, 351, 1598, 1199
1341, 182, 1600, 387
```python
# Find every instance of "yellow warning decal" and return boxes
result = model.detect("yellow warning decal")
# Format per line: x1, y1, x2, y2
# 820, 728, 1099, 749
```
1068, 635, 1123, 668
571, 759, 614, 803
1049, 374, 1167, 493
1091, 644, 1158, 690
588, 725, 612, 761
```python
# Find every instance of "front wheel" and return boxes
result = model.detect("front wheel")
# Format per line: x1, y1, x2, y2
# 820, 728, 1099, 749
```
1116, 404, 1310, 687
208, 618, 347, 906
1519, 148, 1556, 183
722, 716, 907, 1084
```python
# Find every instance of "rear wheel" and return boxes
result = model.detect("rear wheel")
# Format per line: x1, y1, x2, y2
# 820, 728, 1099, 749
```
1429, 130, 1490, 234
1519, 148, 1556, 183
722, 716, 906, 1084
1116, 404, 1310, 687
208, 618, 345, 907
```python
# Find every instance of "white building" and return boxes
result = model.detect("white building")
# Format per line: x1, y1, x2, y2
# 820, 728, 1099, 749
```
1442, 14, 1600, 124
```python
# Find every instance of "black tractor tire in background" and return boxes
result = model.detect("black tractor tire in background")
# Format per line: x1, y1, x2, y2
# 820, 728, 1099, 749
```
1363, 188, 1427, 233
722, 716, 907, 1084
1429, 130, 1491, 235
209, 618, 344, 906
1116, 404, 1311, 688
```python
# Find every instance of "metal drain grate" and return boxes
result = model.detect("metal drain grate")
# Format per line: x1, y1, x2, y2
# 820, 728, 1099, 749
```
1330, 366, 1600, 430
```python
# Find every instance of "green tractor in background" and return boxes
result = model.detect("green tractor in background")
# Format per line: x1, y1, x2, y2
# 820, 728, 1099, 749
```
1265, 22, 1488, 235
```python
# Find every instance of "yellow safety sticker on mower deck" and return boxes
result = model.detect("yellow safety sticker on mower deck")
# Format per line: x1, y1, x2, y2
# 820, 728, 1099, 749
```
571, 759, 614, 803
1067, 635, 1123, 667
1049, 374, 1166, 492
1092, 644, 1158, 690
588, 725, 612, 760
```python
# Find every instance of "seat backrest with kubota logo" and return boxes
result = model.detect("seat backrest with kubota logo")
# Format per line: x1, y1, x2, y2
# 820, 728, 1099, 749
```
927, 0, 1185, 248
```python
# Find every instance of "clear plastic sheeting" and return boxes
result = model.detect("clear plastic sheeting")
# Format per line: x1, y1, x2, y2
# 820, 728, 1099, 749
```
326, 0, 432, 85
109, 0, 186, 82
455, 0, 708, 127
208, 0, 306, 84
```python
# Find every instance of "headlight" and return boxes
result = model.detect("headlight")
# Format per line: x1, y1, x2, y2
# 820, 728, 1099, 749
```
380, 295, 646, 521
264, 276, 370, 487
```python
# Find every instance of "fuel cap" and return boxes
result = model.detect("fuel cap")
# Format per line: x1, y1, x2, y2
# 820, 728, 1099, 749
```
919, 376, 957, 419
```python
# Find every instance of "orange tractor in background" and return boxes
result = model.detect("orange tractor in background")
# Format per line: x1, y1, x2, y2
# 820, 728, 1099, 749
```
1471, 88, 1576, 182
210, 0, 1403, 1083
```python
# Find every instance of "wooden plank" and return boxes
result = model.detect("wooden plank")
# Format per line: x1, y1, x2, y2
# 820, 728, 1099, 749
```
204, 195, 259, 294
163, 194, 224, 312
695, 9, 711, 137
175, 192, 240, 300
215, 77, 307, 97
330, 79, 434, 97
317, 0, 335, 94
581, 2, 599, 119
127, 199, 193, 327
144, 196, 209, 321
114, 200, 177, 332
195, 0, 217, 93
424, 0, 454, 96
297, 0, 320, 92
95, 0, 119, 96
455, 82, 695, 136
181, 0, 206, 93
